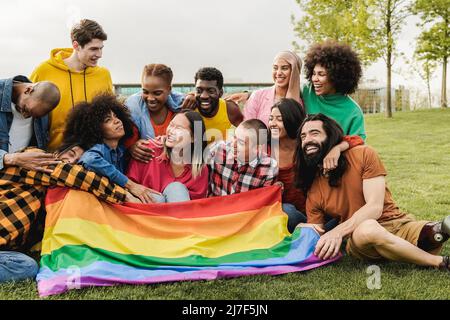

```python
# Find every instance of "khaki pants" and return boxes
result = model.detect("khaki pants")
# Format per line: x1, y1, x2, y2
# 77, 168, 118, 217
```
346, 215, 431, 260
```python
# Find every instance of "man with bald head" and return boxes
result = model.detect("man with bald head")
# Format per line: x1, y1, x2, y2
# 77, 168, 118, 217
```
0, 75, 61, 173
0, 74, 60, 283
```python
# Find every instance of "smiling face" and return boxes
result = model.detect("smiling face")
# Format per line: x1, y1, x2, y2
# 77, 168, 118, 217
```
58, 145, 85, 164
195, 79, 222, 114
101, 111, 125, 141
272, 58, 291, 89
268, 107, 287, 140
15, 96, 41, 118
15, 84, 49, 118
141, 75, 171, 114
233, 125, 262, 164
311, 64, 336, 96
300, 120, 328, 165
165, 113, 193, 150
74, 38, 104, 68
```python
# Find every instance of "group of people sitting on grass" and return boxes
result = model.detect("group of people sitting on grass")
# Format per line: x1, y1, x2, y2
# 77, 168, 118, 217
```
1, 19, 449, 284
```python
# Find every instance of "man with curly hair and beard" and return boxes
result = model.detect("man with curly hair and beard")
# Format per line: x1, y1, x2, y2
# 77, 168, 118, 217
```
302, 40, 366, 141
294, 113, 450, 271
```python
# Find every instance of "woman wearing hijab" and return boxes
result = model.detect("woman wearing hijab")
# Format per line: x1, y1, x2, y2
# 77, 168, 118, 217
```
243, 51, 303, 126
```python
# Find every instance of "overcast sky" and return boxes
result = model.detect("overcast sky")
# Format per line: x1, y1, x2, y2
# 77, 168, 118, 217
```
0, 0, 443, 93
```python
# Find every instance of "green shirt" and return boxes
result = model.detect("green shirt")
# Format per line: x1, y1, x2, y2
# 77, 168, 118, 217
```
302, 84, 366, 141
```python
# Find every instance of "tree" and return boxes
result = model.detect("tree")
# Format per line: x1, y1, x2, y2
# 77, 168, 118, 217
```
412, 0, 450, 108
413, 54, 437, 108
291, 0, 383, 65
372, 0, 410, 118
292, 0, 409, 118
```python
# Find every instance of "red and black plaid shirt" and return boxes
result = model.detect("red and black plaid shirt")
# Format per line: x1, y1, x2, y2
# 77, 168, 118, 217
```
207, 140, 278, 196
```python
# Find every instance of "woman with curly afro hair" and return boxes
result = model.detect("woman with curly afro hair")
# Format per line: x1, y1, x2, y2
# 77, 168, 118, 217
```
68, 93, 162, 203
302, 40, 366, 141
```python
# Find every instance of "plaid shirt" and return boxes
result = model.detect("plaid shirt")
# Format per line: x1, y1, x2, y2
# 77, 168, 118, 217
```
207, 140, 278, 196
0, 162, 126, 250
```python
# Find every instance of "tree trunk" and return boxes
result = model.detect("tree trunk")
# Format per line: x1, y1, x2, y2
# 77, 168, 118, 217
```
426, 63, 432, 108
441, 56, 448, 108
385, 0, 393, 118
386, 54, 393, 117
443, 15, 448, 108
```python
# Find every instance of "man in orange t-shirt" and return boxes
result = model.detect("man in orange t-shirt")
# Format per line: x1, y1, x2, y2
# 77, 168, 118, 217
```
294, 113, 450, 271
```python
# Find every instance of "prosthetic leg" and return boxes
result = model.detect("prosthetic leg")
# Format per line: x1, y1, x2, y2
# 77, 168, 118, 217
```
417, 215, 450, 252
417, 216, 450, 271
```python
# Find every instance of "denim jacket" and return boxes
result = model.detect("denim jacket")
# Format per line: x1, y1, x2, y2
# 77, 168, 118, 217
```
78, 143, 128, 187
0, 76, 49, 170
124, 91, 184, 139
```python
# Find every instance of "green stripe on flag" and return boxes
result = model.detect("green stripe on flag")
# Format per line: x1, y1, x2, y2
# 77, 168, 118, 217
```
41, 228, 302, 271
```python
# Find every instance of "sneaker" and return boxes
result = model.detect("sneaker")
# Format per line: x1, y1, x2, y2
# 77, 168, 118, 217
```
439, 256, 449, 271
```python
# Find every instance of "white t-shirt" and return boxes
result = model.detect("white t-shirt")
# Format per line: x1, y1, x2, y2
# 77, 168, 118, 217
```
9, 103, 33, 152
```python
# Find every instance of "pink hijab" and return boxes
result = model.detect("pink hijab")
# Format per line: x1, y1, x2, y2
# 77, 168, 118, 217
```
273, 51, 302, 104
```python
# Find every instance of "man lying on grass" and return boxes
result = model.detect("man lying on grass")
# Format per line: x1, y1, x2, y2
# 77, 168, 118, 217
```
0, 143, 132, 283
294, 113, 450, 271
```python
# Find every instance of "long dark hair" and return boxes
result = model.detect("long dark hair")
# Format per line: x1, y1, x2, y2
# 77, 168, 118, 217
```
271, 98, 306, 139
294, 113, 348, 193
165, 110, 207, 178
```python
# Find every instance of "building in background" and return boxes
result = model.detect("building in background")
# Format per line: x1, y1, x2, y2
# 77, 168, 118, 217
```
114, 83, 272, 97
352, 79, 410, 113
115, 82, 411, 113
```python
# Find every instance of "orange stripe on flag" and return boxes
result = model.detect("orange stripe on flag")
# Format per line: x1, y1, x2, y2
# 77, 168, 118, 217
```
44, 186, 284, 239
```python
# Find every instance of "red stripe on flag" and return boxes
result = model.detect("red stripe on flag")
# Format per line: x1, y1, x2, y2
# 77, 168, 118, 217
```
45, 187, 70, 206
115, 185, 282, 218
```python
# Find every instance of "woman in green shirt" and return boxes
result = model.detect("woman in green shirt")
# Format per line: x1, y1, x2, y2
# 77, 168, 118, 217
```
302, 40, 366, 141
227, 41, 366, 140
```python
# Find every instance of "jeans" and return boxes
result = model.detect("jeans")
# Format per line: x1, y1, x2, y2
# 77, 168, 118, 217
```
282, 203, 339, 233
0, 251, 39, 283
282, 203, 307, 233
151, 182, 191, 203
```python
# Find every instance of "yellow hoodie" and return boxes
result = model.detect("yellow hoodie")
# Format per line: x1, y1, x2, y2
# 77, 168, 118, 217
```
30, 48, 113, 151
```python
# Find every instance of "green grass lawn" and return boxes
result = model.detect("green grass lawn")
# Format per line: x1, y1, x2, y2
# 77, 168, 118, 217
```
1, 108, 449, 300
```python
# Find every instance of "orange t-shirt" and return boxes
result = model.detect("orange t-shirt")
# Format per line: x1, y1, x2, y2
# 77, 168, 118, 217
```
306, 145, 405, 225
151, 110, 175, 137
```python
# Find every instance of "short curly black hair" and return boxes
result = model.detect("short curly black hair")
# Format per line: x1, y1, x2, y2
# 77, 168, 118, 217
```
194, 67, 224, 90
304, 40, 362, 95
63, 93, 134, 150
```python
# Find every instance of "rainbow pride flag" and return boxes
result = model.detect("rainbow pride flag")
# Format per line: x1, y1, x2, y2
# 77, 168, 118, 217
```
37, 185, 340, 297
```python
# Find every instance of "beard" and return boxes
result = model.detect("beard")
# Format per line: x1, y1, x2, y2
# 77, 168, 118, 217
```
302, 140, 327, 168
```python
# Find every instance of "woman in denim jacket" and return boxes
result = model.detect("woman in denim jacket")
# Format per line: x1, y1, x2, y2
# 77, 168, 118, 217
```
68, 93, 160, 203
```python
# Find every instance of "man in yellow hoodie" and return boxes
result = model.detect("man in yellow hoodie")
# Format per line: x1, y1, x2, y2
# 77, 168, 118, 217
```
30, 19, 113, 151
